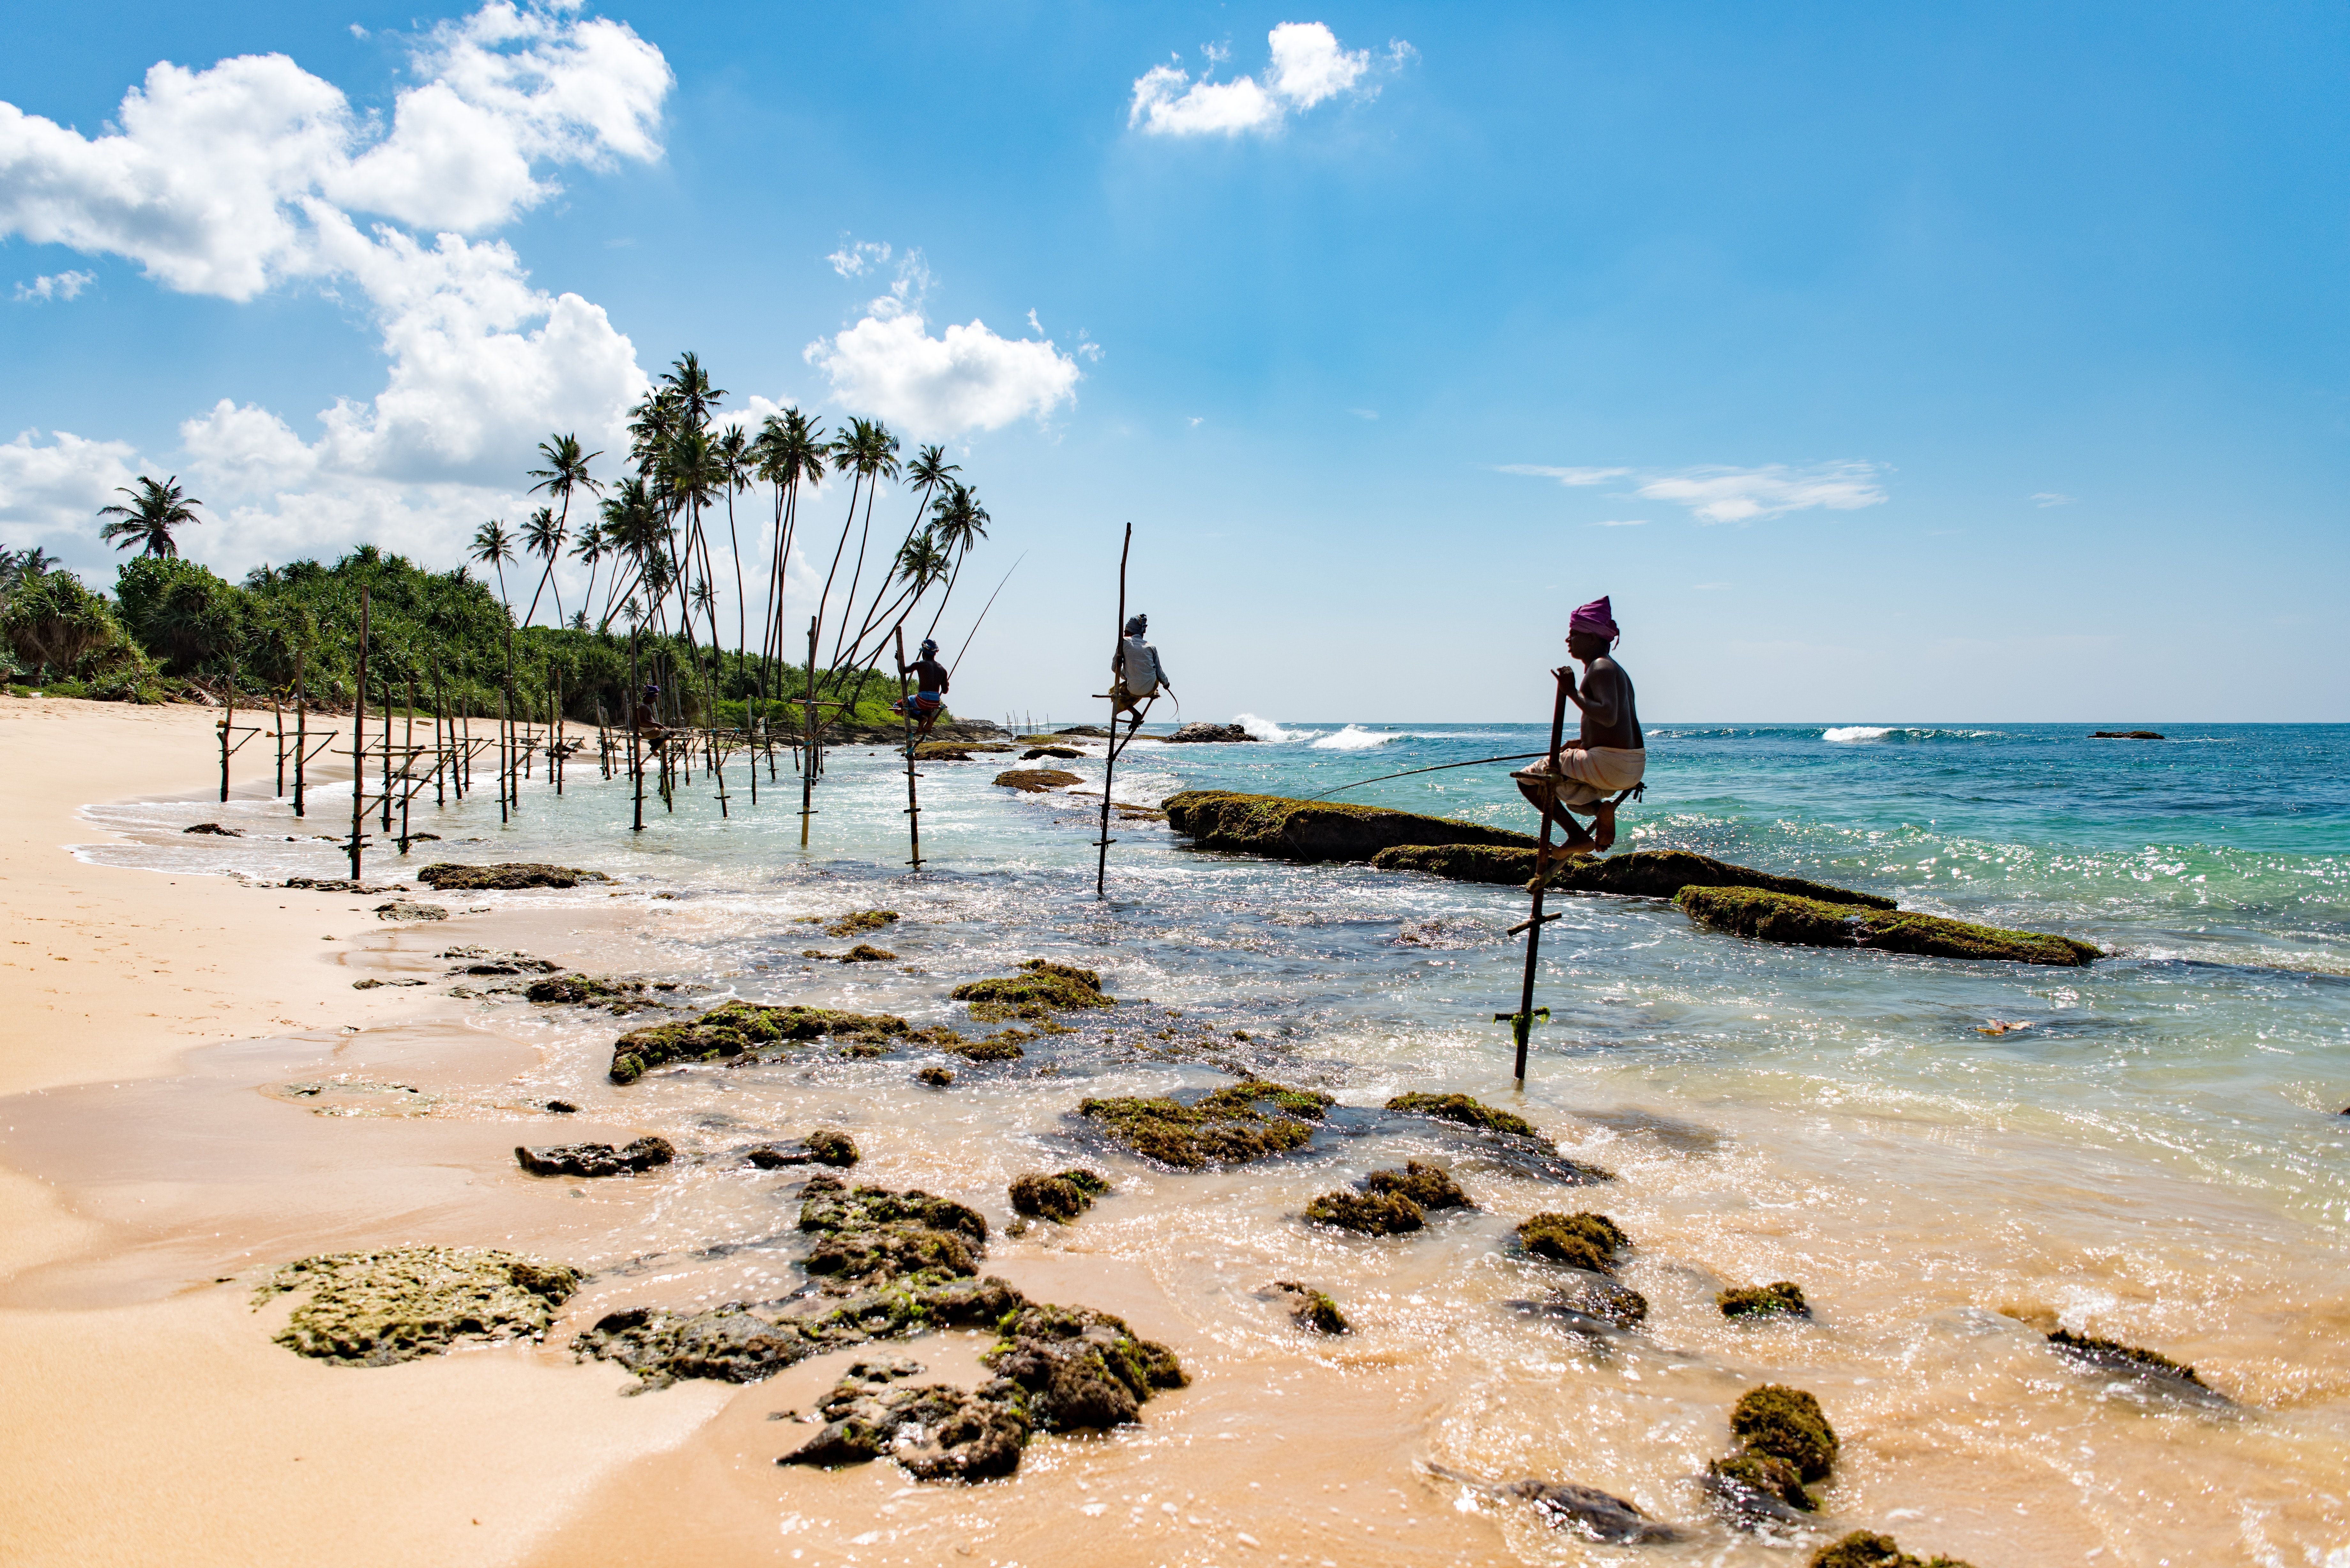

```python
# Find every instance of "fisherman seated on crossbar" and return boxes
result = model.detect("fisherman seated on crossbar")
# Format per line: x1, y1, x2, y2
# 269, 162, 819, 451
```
1512, 595, 1644, 869
632, 682, 665, 739
1108, 614, 1170, 736
891, 639, 951, 750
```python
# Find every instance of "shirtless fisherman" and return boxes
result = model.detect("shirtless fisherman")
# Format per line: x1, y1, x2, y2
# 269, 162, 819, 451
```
1512, 596, 1644, 865
891, 638, 951, 749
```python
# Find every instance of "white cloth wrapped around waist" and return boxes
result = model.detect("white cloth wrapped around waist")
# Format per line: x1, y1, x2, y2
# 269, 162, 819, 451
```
1512, 745, 1646, 807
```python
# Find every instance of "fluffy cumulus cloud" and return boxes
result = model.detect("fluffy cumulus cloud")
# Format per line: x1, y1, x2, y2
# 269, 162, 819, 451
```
1130, 22, 1407, 137
0, 3, 669, 572
13, 269, 94, 302
806, 250, 1080, 436
0, 430, 143, 549
1504, 461, 1889, 524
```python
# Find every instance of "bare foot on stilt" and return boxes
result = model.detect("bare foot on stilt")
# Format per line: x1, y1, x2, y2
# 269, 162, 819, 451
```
1591, 803, 1617, 851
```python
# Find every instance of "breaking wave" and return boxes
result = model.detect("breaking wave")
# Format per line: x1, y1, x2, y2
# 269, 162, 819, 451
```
1235, 714, 1300, 742
1823, 725, 2006, 743
1309, 725, 1394, 751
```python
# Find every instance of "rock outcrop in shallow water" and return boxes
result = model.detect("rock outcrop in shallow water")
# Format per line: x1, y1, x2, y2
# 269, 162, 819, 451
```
1519, 1211, 1628, 1273
416, 862, 612, 890
1807, 1531, 1977, 1568
983, 1302, 1188, 1430
609, 1000, 931, 1083
1267, 1281, 1350, 1333
951, 961, 1114, 1020
994, 768, 1082, 792
1164, 723, 1258, 743
1501, 1479, 1684, 1544
1384, 1092, 1615, 1184
1372, 843, 1899, 908
515, 1136, 674, 1177
781, 1358, 1031, 1481
1387, 1092, 1537, 1136
1704, 1384, 1839, 1528
1163, 789, 1534, 862
258, 1246, 581, 1365
1677, 886, 2100, 967
2046, 1327, 2210, 1393
1079, 1077, 1332, 1168
1305, 1188, 1426, 1234
1720, 1281, 1811, 1318
1509, 1274, 1649, 1331
1010, 1168, 1109, 1222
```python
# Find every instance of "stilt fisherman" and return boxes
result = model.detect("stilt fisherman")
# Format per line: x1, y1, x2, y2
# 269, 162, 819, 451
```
893, 638, 952, 749
1512, 596, 1644, 869
1109, 614, 1170, 737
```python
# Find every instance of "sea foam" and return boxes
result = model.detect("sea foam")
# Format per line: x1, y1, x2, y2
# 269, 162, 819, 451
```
1310, 725, 1393, 750
1235, 713, 1299, 742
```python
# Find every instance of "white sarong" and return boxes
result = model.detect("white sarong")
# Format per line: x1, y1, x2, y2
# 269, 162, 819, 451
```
1512, 745, 1646, 810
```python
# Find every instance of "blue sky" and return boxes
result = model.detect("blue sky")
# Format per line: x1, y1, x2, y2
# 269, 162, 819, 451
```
4, 2, 2345, 722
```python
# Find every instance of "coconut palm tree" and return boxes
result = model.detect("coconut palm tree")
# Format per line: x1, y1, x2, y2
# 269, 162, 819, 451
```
97, 476, 204, 557
569, 520, 609, 632
842, 443, 957, 666
520, 507, 565, 626
523, 432, 602, 626
470, 519, 516, 613
922, 482, 993, 641
714, 423, 755, 684
818, 417, 900, 669
752, 408, 827, 691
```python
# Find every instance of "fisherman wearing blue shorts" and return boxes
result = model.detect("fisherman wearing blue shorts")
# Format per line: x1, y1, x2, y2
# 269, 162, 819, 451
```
893, 639, 951, 748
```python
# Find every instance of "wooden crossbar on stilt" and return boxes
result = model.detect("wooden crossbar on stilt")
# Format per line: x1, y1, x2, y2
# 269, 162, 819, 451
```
1497, 669, 1574, 1088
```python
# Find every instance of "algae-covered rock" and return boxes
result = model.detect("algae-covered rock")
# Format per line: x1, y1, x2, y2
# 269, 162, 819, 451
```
1163, 789, 1534, 863
2047, 1327, 2205, 1388
818, 909, 900, 938
1305, 1188, 1426, 1235
1164, 723, 1258, 743
1010, 1168, 1109, 1222
608, 1000, 914, 1083
258, 1245, 582, 1366
1268, 1281, 1350, 1334
982, 1302, 1187, 1431
951, 961, 1113, 1020
1720, 1281, 1811, 1318
1513, 1275, 1649, 1331
374, 900, 448, 921
994, 768, 1082, 792
917, 1065, 954, 1087
1807, 1530, 1978, 1568
1079, 1077, 1332, 1168
515, 1136, 674, 1177
803, 943, 898, 962
1385, 1091, 1538, 1137
800, 1174, 989, 1246
780, 1361, 1032, 1481
1730, 1384, 1839, 1481
527, 973, 655, 1007
1370, 844, 1899, 908
1500, 1479, 1684, 1544
1518, 1211, 1627, 1274
416, 862, 612, 890
1365, 1160, 1471, 1210
1705, 1451, 1816, 1520
575, 1303, 820, 1386
1677, 886, 2100, 967
944, 1028, 1030, 1061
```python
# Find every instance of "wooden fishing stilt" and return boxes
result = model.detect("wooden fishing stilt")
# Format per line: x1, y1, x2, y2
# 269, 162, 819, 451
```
800, 616, 818, 847
896, 624, 923, 871
348, 588, 370, 881
1095, 524, 1133, 901
273, 689, 285, 797
218, 667, 235, 803
400, 675, 417, 853
629, 632, 646, 833
1498, 669, 1574, 1088
379, 678, 393, 834
292, 649, 307, 818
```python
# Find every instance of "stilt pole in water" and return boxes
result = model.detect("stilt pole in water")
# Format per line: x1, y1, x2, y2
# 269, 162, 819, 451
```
800, 616, 818, 847
218, 667, 235, 803
379, 676, 393, 834
292, 649, 307, 818
896, 624, 922, 871
629, 632, 645, 833
348, 588, 369, 881
273, 689, 285, 797
1501, 669, 1574, 1088
1095, 523, 1133, 900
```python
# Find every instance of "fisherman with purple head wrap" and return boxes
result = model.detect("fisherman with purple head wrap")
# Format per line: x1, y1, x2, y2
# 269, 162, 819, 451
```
1512, 595, 1644, 863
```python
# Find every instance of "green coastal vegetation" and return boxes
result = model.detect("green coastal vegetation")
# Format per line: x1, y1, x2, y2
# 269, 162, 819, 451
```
0, 352, 992, 734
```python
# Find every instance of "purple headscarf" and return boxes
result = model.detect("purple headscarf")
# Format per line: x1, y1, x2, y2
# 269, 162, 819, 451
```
1569, 595, 1619, 642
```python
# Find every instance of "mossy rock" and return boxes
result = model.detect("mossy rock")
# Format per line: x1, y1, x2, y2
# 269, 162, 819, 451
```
1518, 1211, 1627, 1273
944, 1028, 1030, 1062
1009, 1168, 1110, 1222
1269, 1281, 1350, 1334
1386, 1092, 1537, 1137
917, 1066, 955, 1087
1162, 789, 1534, 863
1807, 1530, 1978, 1568
2047, 1327, 2203, 1386
257, 1246, 581, 1366
1677, 886, 2100, 967
799, 1174, 989, 1244
1730, 1384, 1839, 1482
780, 1363, 1031, 1481
1371, 844, 1898, 908
608, 1000, 914, 1083
1364, 1160, 1470, 1210
1078, 1077, 1333, 1169
915, 741, 1013, 759
1720, 1281, 1810, 1318
1305, 1188, 1425, 1234
823, 909, 900, 938
951, 964, 1113, 1019
1707, 1451, 1815, 1514
982, 1302, 1187, 1432
994, 768, 1082, 792
526, 973, 653, 1007
415, 862, 612, 890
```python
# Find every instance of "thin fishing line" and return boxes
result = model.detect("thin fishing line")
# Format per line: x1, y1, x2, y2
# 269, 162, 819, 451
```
1306, 750, 1549, 800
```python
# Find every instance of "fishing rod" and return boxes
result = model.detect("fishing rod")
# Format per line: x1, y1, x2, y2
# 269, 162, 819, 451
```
948, 553, 1026, 678
1307, 750, 1549, 800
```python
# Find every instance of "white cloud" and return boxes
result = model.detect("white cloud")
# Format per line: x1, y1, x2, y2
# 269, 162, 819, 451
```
2032, 491, 2075, 507
1590, 518, 1647, 527
1504, 460, 1889, 524
13, 269, 94, 302
806, 252, 1080, 436
827, 238, 891, 278
0, 2, 668, 301
0, 429, 144, 550
1129, 22, 1402, 138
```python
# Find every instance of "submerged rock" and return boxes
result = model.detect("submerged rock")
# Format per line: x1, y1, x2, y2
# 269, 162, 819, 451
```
1021, 745, 1084, 760
802, 943, 897, 962
814, 909, 900, 938
1720, 1281, 1811, 1318
1267, 1281, 1350, 1334
1365, 1160, 1472, 1210
1806, 1529, 1978, 1568
1703, 1451, 1818, 1524
781, 1360, 1031, 1481
1305, 1188, 1426, 1235
993, 768, 1082, 793
1373, 844, 1899, 908
1518, 1211, 1628, 1274
2046, 1327, 2208, 1391
943, 1027, 1030, 1061
1731, 1384, 1839, 1482
1079, 1077, 1333, 1168
608, 1000, 917, 1083
982, 1302, 1188, 1431
1511, 1274, 1650, 1331
526, 973, 658, 1009
1164, 723, 1257, 744
951, 961, 1113, 1020
1163, 789, 1533, 862
1385, 1091, 1536, 1136
515, 1136, 675, 1177
917, 1066, 955, 1087
416, 862, 612, 890
745, 1130, 860, 1169
1677, 886, 2100, 967
184, 821, 242, 836
2091, 730, 2164, 741
258, 1245, 581, 1366
1500, 1479, 1684, 1545
1009, 1168, 1110, 1222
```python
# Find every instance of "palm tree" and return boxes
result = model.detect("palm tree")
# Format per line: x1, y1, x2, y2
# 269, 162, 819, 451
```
569, 520, 609, 632
595, 476, 667, 633
714, 423, 755, 685
520, 507, 565, 626
843, 443, 957, 665
753, 408, 827, 691
818, 417, 900, 669
470, 519, 516, 613
97, 476, 203, 557
922, 482, 993, 641
523, 432, 601, 626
